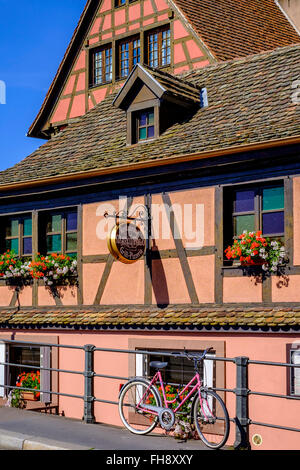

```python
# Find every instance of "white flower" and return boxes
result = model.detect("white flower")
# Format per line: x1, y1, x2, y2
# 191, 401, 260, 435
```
47, 281, 53, 286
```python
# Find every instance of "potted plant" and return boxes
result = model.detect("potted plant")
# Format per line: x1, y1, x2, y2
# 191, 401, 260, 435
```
0, 251, 32, 283
16, 371, 41, 401
0, 251, 78, 286
225, 230, 286, 273
29, 253, 78, 286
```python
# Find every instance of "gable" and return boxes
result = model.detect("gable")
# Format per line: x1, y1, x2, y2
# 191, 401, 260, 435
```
33, 0, 212, 139
28, 0, 300, 140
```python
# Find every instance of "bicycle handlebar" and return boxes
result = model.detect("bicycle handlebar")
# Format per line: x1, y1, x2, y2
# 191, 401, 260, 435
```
172, 347, 214, 362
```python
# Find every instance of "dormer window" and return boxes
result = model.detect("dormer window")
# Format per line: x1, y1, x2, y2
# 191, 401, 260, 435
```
113, 64, 201, 146
136, 109, 155, 142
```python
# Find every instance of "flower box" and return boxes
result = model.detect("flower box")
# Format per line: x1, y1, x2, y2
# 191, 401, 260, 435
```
225, 231, 286, 273
240, 259, 266, 267
21, 391, 39, 401
0, 251, 78, 286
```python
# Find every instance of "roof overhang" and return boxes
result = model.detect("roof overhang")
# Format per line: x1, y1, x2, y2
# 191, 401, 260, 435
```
0, 135, 299, 194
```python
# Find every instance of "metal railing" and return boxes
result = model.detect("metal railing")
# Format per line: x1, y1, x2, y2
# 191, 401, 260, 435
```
0, 339, 299, 450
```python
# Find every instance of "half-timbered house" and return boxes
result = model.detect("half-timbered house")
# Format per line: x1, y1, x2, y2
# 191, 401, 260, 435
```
0, 0, 300, 450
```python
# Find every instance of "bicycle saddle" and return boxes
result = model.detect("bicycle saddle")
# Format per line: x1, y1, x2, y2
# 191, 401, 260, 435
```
150, 361, 168, 370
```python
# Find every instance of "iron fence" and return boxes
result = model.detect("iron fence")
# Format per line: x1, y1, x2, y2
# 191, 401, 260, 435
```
0, 338, 299, 449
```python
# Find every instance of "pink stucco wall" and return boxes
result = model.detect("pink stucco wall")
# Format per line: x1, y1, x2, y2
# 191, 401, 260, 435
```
3, 329, 298, 450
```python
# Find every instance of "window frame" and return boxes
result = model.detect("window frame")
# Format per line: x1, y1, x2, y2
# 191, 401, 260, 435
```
127, 103, 160, 145
117, 35, 141, 80
89, 44, 113, 88
115, 0, 138, 7
136, 108, 155, 143
39, 209, 78, 257
2, 214, 33, 258
224, 181, 285, 263
0, 334, 59, 408
128, 338, 225, 400
140, 349, 214, 389
287, 343, 300, 397
145, 25, 171, 69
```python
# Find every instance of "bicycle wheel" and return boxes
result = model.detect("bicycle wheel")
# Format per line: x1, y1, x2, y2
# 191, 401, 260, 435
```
193, 389, 230, 450
119, 379, 162, 435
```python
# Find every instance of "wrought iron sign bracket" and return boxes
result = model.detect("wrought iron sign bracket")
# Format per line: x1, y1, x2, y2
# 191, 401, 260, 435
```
104, 204, 152, 230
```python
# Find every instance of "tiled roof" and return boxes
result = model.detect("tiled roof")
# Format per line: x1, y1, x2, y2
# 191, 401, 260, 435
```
1, 44, 300, 188
0, 306, 299, 329
28, 0, 300, 139
174, 0, 300, 61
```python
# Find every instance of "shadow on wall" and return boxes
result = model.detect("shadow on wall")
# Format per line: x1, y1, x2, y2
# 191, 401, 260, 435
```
151, 239, 169, 308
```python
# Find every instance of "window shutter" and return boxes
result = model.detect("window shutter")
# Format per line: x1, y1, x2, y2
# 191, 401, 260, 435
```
40, 346, 51, 404
204, 356, 215, 388
0, 342, 7, 398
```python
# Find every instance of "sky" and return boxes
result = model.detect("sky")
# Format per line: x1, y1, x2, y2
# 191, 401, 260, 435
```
0, 0, 87, 171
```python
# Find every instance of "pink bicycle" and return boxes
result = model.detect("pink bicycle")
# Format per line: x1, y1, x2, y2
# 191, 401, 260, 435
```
118, 348, 230, 450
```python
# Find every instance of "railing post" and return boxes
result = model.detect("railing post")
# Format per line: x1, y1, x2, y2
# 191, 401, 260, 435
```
83, 344, 95, 424
234, 356, 250, 450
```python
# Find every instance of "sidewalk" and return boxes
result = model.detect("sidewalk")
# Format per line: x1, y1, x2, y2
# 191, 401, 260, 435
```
0, 407, 209, 451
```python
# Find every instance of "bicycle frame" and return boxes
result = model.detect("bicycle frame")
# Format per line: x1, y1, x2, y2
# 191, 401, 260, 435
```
137, 370, 213, 420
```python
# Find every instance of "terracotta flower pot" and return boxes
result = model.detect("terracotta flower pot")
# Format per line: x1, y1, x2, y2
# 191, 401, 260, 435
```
21, 391, 39, 401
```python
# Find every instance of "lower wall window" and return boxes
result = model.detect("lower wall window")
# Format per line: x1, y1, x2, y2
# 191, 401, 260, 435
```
0, 341, 52, 404
287, 344, 300, 396
136, 349, 215, 389
9, 345, 40, 390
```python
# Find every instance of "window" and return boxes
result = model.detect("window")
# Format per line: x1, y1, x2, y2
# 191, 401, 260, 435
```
146, 26, 171, 68
39, 210, 78, 257
224, 182, 285, 259
136, 349, 214, 389
2, 215, 32, 257
136, 108, 155, 142
115, 0, 137, 6
118, 36, 140, 79
0, 338, 53, 405
287, 344, 300, 397
90, 45, 113, 87
9, 345, 40, 391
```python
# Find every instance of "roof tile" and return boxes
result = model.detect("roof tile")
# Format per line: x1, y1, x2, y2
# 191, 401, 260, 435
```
1, 45, 300, 188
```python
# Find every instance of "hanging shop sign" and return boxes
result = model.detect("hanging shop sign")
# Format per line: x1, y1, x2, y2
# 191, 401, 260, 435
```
107, 222, 146, 264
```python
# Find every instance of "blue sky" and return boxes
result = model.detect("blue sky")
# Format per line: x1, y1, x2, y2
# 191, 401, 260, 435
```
0, 0, 86, 171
